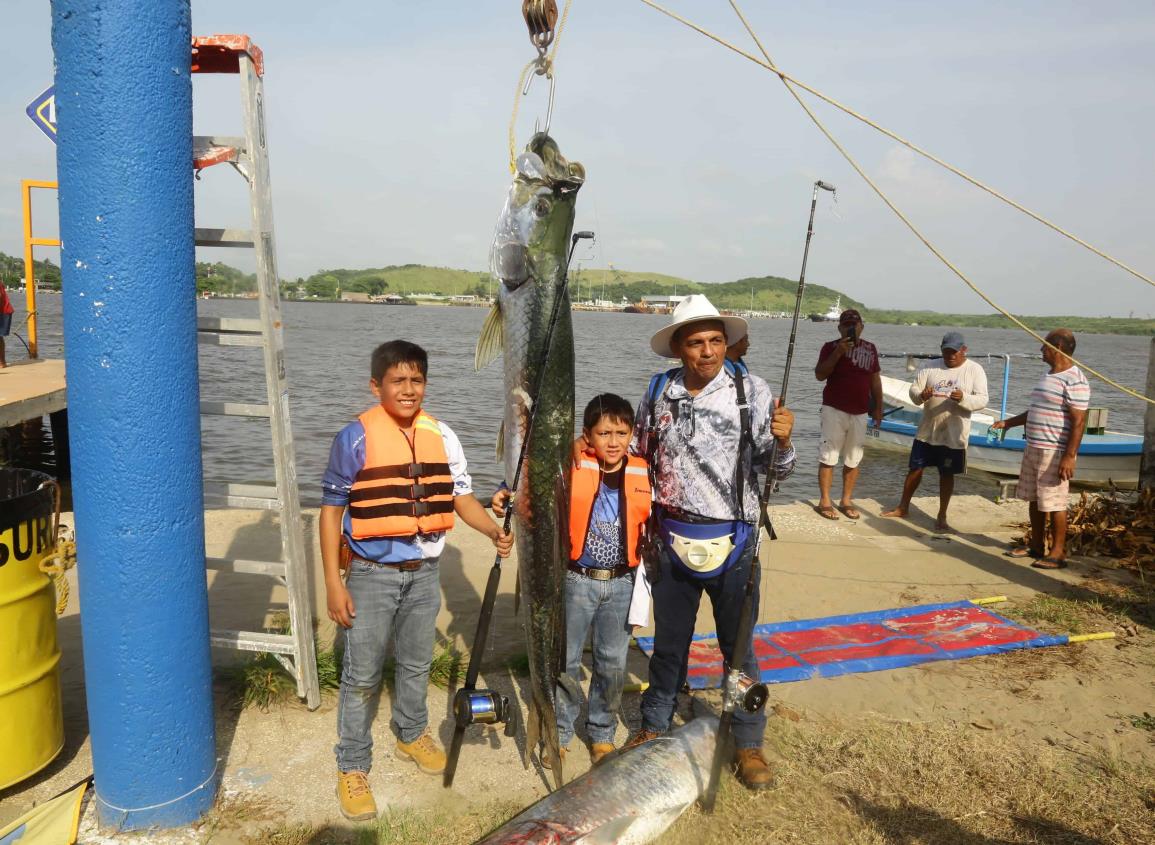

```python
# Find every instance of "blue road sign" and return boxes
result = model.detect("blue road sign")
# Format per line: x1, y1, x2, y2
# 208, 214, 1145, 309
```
26, 86, 57, 143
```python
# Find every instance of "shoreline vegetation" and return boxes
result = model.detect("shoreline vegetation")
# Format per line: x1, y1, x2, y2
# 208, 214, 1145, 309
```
4, 251, 1151, 335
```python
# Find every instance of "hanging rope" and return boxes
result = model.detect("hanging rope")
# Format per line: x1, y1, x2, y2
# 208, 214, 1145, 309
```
509, 0, 575, 172
636, 0, 1154, 407
635, 0, 1155, 292
36, 479, 77, 615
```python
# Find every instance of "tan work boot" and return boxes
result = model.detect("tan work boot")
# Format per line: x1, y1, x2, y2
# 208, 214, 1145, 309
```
395, 732, 447, 774
589, 742, 614, 766
734, 747, 774, 791
621, 728, 663, 752
336, 771, 377, 821
541, 746, 567, 770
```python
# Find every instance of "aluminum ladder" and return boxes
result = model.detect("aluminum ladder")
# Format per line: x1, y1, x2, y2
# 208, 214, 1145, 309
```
190, 35, 320, 709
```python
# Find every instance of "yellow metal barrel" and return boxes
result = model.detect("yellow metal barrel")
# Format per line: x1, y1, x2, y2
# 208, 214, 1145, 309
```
0, 468, 63, 790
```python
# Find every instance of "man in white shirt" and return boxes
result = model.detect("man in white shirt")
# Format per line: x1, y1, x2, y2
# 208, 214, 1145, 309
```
882, 331, 988, 531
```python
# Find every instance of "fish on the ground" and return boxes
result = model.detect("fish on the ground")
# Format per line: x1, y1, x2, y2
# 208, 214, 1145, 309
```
476, 133, 586, 790
475, 716, 720, 844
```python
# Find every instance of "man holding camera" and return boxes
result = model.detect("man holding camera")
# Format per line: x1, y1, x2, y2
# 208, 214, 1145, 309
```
814, 308, 882, 520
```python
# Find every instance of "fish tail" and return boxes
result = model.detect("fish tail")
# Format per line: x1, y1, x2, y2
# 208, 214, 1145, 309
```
524, 697, 538, 771
539, 698, 565, 790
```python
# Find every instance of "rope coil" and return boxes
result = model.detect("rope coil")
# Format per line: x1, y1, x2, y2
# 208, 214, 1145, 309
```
36, 479, 77, 615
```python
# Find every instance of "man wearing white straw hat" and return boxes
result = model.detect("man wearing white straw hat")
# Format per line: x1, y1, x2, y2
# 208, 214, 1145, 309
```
621, 294, 795, 790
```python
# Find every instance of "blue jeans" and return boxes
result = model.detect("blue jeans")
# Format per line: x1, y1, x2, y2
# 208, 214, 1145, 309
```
334, 557, 441, 773
557, 569, 634, 747
640, 541, 765, 749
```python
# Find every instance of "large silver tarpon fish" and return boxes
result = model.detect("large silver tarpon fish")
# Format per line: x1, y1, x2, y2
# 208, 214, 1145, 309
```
476, 134, 585, 790
475, 717, 720, 844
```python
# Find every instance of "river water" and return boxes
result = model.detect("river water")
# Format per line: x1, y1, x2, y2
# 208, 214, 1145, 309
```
21, 294, 1152, 507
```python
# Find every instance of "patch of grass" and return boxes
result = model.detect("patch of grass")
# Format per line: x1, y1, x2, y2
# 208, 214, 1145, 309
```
217, 613, 343, 711
1011, 594, 1103, 635
244, 823, 373, 845
428, 641, 465, 689
225, 654, 298, 711
195, 792, 281, 840
663, 712, 1155, 844
505, 651, 530, 675
377, 800, 523, 845
1005, 577, 1155, 638
250, 801, 522, 845
1117, 712, 1155, 732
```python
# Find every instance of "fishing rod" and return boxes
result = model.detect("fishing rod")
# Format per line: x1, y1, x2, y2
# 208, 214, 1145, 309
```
444, 228, 594, 789
702, 179, 835, 812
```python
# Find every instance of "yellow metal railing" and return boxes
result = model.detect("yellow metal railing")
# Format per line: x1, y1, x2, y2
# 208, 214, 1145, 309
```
21, 180, 60, 359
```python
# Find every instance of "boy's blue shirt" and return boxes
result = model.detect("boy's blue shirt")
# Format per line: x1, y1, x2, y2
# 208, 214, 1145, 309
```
575, 481, 626, 569
321, 416, 473, 563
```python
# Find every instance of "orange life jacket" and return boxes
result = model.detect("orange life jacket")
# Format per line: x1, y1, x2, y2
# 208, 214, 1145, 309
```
568, 454, 651, 568
348, 405, 455, 539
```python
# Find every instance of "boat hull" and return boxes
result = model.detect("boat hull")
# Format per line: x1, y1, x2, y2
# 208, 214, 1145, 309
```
871, 376, 1141, 488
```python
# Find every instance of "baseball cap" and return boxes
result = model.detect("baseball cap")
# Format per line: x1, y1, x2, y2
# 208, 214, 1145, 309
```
941, 331, 966, 351
839, 309, 862, 325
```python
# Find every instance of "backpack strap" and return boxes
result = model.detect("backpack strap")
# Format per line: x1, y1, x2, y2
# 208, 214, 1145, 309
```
644, 366, 681, 464
730, 363, 754, 523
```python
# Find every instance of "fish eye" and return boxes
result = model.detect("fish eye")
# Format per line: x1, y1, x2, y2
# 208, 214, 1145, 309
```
534, 197, 552, 218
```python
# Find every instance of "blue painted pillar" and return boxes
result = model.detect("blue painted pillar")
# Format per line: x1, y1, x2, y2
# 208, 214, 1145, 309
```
51, 0, 217, 829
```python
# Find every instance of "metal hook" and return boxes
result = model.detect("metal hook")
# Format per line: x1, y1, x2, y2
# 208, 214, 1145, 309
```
522, 63, 556, 136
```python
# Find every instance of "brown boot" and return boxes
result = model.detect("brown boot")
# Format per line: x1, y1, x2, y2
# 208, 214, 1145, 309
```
734, 747, 774, 791
541, 746, 567, 770
621, 728, 663, 752
589, 742, 614, 765
395, 732, 447, 775
336, 770, 377, 821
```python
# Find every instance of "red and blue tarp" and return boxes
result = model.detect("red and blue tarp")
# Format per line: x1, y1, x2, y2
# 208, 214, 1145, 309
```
633, 600, 1068, 687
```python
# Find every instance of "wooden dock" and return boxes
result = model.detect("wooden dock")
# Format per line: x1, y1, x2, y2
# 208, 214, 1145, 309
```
0, 358, 67, 428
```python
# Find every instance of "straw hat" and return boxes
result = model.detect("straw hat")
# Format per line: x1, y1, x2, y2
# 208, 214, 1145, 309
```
650, 294, 749, 358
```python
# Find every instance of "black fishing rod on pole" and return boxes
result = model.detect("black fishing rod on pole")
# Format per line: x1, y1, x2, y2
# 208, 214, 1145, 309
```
443, 228, 594, 789
702, 179, 835, 812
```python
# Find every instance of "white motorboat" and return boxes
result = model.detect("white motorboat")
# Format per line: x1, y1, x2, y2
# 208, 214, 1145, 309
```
808, 295, 842, 322
868, 366, 1141, 488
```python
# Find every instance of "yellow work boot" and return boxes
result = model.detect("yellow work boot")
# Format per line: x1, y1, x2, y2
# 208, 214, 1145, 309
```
589, 742, 614, 766
336, 771, 377, 821
395, 732, 447, 775
541, 746, 567, 770
734, 747, 775, 791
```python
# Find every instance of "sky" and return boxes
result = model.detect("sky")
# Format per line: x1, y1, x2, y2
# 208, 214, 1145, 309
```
2, 0, 1154, 316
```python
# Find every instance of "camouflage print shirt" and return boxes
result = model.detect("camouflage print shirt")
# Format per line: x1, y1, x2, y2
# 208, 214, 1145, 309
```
633, 368, 796, 523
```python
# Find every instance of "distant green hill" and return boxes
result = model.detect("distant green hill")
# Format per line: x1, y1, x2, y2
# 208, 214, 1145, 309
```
0, 251, 61, 289
860, 309, 1155, 337
7, 250, 1149, 335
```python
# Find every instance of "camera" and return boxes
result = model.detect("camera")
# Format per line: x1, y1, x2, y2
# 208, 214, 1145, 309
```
846, 325, 857, 343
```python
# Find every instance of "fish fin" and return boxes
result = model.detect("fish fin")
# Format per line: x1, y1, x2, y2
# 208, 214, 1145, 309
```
541, 711, 564, 791
496, 423, 505, 461
513, 570, 521, 615
475, 302, 504, 371
583, 817, 643, 845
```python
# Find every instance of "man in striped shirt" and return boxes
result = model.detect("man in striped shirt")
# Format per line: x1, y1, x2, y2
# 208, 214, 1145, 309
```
991, 329, 1089, 569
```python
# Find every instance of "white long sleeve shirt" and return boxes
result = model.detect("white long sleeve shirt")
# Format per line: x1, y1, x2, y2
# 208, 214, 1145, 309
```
909, 358, 989, 449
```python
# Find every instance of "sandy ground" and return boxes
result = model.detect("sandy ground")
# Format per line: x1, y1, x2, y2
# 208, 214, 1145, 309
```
1, 493, 1151, 842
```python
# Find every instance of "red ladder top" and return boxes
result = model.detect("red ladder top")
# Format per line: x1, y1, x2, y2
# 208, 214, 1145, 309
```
191, 34, 264, 77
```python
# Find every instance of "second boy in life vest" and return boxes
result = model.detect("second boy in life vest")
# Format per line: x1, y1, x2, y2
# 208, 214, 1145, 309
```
496, 393, 651, 768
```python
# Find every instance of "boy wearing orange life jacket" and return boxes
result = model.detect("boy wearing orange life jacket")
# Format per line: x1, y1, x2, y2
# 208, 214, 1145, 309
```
321, 340, 513, 822
494, 393, 651, 767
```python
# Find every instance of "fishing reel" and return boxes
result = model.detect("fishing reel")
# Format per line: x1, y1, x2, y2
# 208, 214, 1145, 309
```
453, 689, 518, 737
723, 669, 769, 714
